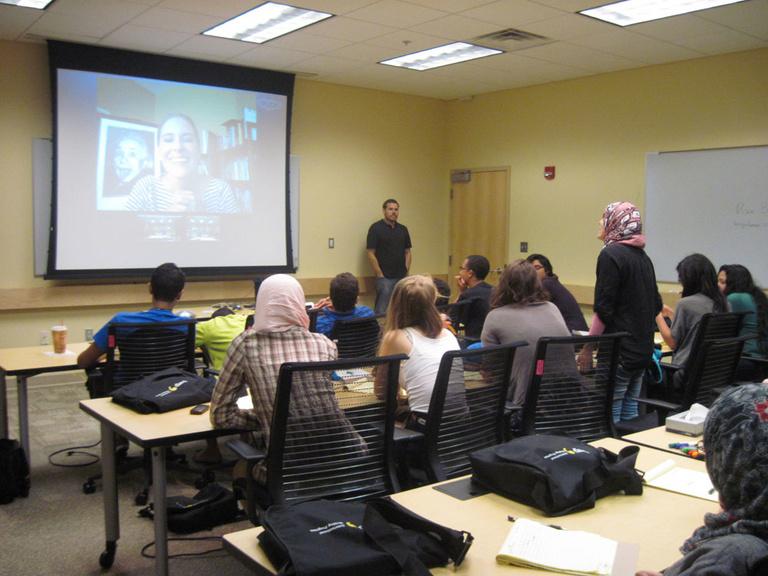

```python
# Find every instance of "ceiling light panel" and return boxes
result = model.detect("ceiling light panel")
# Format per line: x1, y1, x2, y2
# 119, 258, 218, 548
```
380, 42, 503, 71
204, 2, 333, 44
580, 0, 749, 27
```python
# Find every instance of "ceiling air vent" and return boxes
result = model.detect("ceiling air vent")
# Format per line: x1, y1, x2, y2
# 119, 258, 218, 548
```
471, 28, 553, 52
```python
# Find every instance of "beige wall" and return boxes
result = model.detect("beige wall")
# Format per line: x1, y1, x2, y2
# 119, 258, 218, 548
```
0, 40, 449, 347
444, 48, 768, 287
1, 40, 767, 348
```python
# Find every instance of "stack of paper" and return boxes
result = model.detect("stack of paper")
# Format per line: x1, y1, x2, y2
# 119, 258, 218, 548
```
643, 459, 718, 502
497, 518, 619, 575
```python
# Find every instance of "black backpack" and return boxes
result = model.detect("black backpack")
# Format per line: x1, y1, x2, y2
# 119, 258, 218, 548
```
0, 439, 30, 505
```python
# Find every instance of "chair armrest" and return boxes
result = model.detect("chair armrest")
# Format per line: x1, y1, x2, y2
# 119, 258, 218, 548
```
660, 362, 682, 374
225, 438, 266, 463
635, 396, 683, 419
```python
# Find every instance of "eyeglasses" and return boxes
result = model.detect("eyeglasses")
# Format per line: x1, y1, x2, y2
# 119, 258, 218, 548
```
459, 266, 469, 271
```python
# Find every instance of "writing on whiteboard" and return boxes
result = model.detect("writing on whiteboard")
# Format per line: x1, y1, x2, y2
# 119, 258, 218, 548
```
735, 202, 768, 215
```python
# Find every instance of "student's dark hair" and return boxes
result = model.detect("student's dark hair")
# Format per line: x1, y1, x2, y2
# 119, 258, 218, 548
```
525, 253, 553, 277
382, 199, 399, 209
465, 255, 490, 280
719, 264, 768, 345
676, 254, 728, 313
329, 272, 360, 313
151, 262, 185, 303
489, 260, 547, 309
432, 277, 451, 307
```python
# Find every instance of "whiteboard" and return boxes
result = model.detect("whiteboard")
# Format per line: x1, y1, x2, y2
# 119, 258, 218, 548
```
645, 146, 768, 285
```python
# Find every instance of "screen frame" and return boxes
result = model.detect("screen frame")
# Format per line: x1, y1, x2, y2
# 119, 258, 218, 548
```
46, 40, 296, 280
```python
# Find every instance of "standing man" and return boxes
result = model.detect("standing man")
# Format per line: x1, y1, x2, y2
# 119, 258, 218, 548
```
454, 254, 493, 341
366, 199, 412, 314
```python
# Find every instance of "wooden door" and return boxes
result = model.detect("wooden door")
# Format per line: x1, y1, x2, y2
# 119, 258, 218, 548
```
449, 167, 509, 293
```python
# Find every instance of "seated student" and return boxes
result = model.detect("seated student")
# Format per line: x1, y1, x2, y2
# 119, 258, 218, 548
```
210, 275, 362, 497
377, 275, 460, 432
526, 253, 589, 333
310, 272, 374, 337
454, 255, 493, 340
77, 262, 186, 373
481, 260, 571, 411
656, 253, 730, 390
718, 264, 768, 381
193, 307, 250, 464
636, 383, 768, 576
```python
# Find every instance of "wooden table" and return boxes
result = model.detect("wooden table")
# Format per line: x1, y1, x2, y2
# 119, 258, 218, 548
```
0, 341, 90, 461
623, 425, 703, 455
79, 397, 241, 576
223, 437, 714, 575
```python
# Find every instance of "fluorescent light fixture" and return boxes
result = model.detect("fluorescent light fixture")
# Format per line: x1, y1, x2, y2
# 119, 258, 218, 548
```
0, 0, 54, 8
380, 42, 503, 71
204, 2, 333, 44
580, 0, 749, 26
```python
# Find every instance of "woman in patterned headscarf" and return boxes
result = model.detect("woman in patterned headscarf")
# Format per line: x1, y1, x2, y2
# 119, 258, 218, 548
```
637, 383, 768, 576
578, 202, 663, 422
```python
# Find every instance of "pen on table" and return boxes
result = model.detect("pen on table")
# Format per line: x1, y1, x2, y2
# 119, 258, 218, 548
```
508, 516, 565, 530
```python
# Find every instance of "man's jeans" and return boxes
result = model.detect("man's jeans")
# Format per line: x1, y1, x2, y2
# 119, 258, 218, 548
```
374, 277, 400, 314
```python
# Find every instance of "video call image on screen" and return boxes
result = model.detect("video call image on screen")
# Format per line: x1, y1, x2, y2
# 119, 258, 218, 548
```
53, 64, 291, 274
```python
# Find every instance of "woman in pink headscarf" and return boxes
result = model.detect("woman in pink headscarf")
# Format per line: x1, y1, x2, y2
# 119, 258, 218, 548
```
578, 202, 662, 422
210, 275, 342, 476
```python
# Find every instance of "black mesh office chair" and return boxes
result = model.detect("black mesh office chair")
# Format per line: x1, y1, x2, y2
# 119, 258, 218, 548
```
412, 342, 523, 484
520, 333, 628, 442
226, 354, 405, 525
82, 319, 199, 504
329, 314, 385, 358
656, 311, 748, 400
636, 334, 754, 422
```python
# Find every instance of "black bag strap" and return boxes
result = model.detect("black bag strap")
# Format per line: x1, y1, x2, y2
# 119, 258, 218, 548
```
363, 498, 473, 570
596, 445, 644, 496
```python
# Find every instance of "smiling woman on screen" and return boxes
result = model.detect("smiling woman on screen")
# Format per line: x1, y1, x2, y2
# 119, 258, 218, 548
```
124, 113, 239, 213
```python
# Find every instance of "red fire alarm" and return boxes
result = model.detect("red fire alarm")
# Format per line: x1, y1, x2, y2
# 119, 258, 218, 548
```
544, 166, 555, 180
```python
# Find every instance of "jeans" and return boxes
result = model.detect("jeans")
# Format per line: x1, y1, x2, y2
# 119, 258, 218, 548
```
374, 277, 400, 314
613, 363, 645, 422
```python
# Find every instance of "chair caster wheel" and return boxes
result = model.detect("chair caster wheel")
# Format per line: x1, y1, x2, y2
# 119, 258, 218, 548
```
135, 491, 148, 506
99, 542, 117, 569
83, 481, 96, 494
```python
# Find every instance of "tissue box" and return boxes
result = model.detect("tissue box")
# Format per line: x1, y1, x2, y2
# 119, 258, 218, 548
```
666, 410, 705, 436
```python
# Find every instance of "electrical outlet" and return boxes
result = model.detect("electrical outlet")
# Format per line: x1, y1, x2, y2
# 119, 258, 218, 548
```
328, 238, 335, 249
85, 328, 94, 342
520, 241, 528, 253
40, 331, 50, 346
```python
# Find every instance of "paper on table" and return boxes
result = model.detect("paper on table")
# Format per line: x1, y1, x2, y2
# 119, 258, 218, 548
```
643, 459, 718, 502
497, 518, 617, 576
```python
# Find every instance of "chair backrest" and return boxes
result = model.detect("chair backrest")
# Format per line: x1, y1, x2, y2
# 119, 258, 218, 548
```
684, 311, 748, 370
307, 308, 320, 333
422, 342, 523, 483
680, 334, 753, 408
265, 354, 405, 506
102, 319, 197, 394
329, 314, 384, 358
521, 333, 628, 441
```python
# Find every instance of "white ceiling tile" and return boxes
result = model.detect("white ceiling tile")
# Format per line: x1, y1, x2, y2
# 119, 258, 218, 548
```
344, 0, 449, 27
101, 24, 192, 52
461, 0, 566, 28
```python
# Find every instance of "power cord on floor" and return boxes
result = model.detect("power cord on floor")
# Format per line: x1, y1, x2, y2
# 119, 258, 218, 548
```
140, 536, 228, 559
48, 440, 101, 467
